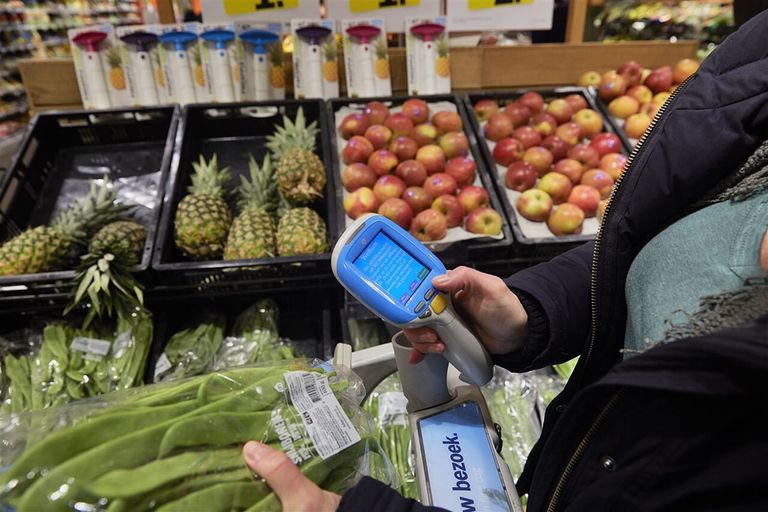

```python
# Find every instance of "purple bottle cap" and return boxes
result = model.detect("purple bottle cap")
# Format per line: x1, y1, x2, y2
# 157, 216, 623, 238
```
120, 31, 159, 52
295, 25, 332, 45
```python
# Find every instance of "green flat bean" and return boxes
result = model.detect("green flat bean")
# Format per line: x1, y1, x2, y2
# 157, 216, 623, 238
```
158, 411, 273, 457
156, 481, 269, 512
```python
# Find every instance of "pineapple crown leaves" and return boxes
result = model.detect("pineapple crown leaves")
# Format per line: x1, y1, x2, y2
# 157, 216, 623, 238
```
323, 38, 338, 61
65, 250, 145, 329
237, 154, 278, 215
374, 38, 388, 58
436, 35, 450, 56
265, 107, 319, 158
276, 190, 293, 219
188, 154, 231, 197
267, 41, 283, 65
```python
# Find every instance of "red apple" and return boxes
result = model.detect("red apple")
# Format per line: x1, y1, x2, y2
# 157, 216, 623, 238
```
389, 136, 418, 161
617, 59, 643, 87
432, 111, 463, 134
445, 156, 476, 187
553, 158, 584, 185
402, 186, 433, 214
457, 185, 490, 212
568, 184, 601, 217
340, 113, 370, 139
673, 58, 698, 84
518, 91, 545, 113
644, 66, 673, 94
341, 162, 377, 192
364, 101, 389, 125
484, 113, 514, 141
590, 132, 623, 157
432, 194, 465, 228
541, 135, 570, 160
378, 198, 413, 230
474, 99, 499, 122
547, 203, 584, 235
367, 149, 399, 176
572, 108, 604, 137
364, 124, 393, 149
598, 71, 627, 101
423, 172, 458, 198
411, 123, 438, 147
599, 153, 628, 180
503, 102, 532, 127
516, 189, 553, 222
384, 113, 414, 137
652, 92, 671, 105
344, 186, 379, 219
523, 146, 554, 176
546, 99, 574, 124
505, 161, 538, 191
627, 85, 653, 105
564, 94, 588, 113
555, 122, 583, 147
624, 112, 652, 139
401, 98, 430, 124
537, 172, 573, 204
492, 137, 525, 166
411, 209, 447, 241
395, 159, 428, 187
342, 136, 374, 164
439, 131, 470, 159
608, 95, 640, 119
373, 174, 406, 203
512, 126, 542, 149
532, 113, 558, 137
581, 169, 614, 198
597, 198, 609, 223
577, 70, 601, 88
568, 144, 600, 170
465, 207, 502, 235
639, 102, 661, 119
416, 144, 446, 175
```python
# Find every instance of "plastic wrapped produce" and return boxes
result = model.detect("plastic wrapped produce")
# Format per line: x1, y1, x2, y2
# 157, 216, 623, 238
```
0, 361, 395, 511
154, 315, 226, 382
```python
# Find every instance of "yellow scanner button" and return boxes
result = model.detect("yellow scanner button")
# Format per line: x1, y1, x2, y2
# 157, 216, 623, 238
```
430, 293, 447, 315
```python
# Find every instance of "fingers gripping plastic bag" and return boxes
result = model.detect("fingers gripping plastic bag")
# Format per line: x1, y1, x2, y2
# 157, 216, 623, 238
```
0, 360, 396, 511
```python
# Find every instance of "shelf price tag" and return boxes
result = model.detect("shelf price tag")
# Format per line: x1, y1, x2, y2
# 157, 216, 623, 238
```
349, 0, 421, 13
447, 0, 554, 31
201, 0, 319, 22
466, 0, 533, 9
325, 0, 440, 32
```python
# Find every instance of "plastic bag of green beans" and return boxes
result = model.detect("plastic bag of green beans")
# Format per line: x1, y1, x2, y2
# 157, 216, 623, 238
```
0, 360, 395, 512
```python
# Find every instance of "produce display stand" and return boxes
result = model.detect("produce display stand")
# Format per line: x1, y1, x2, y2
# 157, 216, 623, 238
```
0, 105, 178, 309
151, 99, 337, 296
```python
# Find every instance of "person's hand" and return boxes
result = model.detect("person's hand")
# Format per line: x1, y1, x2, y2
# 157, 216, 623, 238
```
404, 266, 528, 364
243, 441, 341, 511
760, 227, 768, 271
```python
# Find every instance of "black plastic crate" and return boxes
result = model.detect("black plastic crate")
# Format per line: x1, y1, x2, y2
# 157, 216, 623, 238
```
152, 100, 337, 294
464, 87, 630, 248
326, 94, 514, 267
0, 106, 179, 306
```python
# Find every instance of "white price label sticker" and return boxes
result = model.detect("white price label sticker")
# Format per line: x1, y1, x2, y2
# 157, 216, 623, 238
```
70, 337, 111, 360
284, 371, 361, 460
111, 331, 132, 359
378, 391, 408, 426
154, 353, 172, 380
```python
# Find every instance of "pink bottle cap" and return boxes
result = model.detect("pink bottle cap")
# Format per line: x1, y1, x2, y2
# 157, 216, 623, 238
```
72, 31, 108, 52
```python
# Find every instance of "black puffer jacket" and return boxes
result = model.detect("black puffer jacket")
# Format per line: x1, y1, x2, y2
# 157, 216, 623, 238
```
339, 10, 768, 512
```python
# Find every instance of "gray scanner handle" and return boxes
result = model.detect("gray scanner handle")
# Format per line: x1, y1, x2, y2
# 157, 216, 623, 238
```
432, 310, 493, 386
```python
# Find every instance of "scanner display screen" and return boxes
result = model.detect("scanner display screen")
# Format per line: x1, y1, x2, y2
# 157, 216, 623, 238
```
353, 231, 429, 306
418, 401, 510, 511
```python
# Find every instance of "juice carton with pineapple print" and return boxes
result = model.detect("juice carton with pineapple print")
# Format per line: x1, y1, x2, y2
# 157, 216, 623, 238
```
68, 24, 131, 109
234, 21, 285, 101
290, 19, 338, 100
155, 22, 209, 104
405, 16, 451, 96
340, 19, 391, 99
200, 22, 240, 103
115, 25, 166, 106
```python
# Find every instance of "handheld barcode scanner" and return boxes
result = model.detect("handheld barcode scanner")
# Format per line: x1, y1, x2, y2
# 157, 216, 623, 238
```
72, 31, 111, 109
120, 32, 159, 105
410, 23, 444, 95
346, 24, 380, 98
159, 31, 198, 104
201, 29, 236, 103
332, 214, 522, 512
240, 30, 279, 101
295, 25, 332, 98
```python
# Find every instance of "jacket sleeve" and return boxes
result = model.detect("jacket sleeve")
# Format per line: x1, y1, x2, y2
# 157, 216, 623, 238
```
494, 241, 594, 372
337, 477, 448, 512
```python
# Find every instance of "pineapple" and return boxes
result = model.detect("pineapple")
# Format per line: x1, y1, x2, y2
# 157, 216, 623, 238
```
322, 39, 338, 83
268, 42, 284, 88
435, 36, 450, 78
374, 39, 390, 80
153, 51, 165, 88
89, 220, 146, 265
275, 149, 326, 205
224, 155, 277, 261
106, 48, 126, 90
232, 63, 240, 85
265, 107, 319, 159
277, 207, 328, 256
192, 45, 205, 87
0, 179, 129, 277
174, 155, 232, 260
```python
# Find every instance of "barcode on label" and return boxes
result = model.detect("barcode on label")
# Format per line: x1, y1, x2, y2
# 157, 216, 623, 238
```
302, 372, 321, 402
